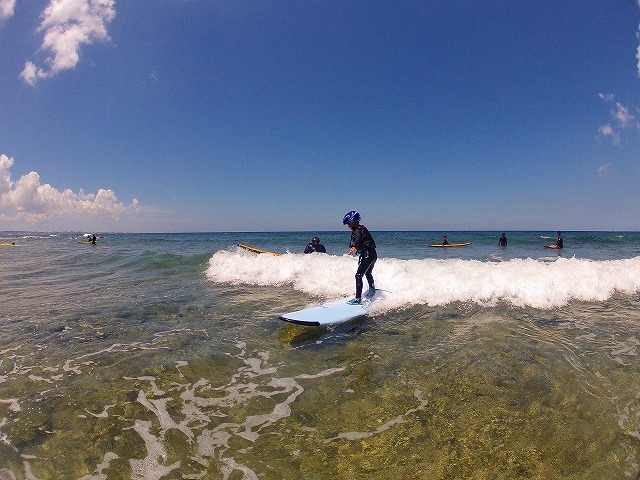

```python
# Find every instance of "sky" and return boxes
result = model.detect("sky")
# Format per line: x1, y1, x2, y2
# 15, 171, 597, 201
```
0, 0, 639, 233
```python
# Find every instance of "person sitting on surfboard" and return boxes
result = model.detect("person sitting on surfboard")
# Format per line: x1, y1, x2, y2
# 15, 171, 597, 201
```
442, 235, 449, 246
555, 231, 563, 249
304, 236, 326, 254
343, 211, 377, 305
498, 232, 507, 247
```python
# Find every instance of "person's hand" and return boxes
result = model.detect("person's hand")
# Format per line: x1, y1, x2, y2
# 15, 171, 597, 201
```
349, 247, 356, 255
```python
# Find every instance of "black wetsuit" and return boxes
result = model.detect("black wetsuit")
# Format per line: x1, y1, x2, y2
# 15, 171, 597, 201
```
498, 235, 507, 246
304, 242, 326, 254
350, 225, 377, 299
555, 236, 563, 249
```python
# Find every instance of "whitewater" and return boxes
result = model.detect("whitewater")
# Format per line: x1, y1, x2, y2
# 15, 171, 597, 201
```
207, 248, 640, 310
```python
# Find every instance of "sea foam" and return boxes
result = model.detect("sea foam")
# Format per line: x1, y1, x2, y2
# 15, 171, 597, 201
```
206, 248, 640, 310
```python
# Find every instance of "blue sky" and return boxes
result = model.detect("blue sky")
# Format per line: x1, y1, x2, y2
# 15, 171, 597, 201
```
1, 1, 639, 232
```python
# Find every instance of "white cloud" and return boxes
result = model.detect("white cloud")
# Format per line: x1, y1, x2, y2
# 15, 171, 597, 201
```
597, 94, 639, 145
597, 163, 614, 175
0, 0, 16, 22
597, 124, 620, 145
0, 154, 140, 223
20, 61, 39, 85
637, 26, 640, 78
21, 0, 116, 85
597, 92, 614, 102
614, 102, 635, 127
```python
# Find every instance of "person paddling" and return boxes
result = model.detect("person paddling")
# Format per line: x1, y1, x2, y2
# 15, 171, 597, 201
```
304, 236, 326, 254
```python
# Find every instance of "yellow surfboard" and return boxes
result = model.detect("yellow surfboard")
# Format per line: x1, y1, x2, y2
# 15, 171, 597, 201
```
429, 242, 472, 247
238, 244, 281, 256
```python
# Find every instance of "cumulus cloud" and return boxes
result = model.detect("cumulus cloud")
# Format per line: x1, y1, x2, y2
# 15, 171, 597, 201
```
0, 0, 16, 22
0, 154, 140, 223
21, 0, 116, 85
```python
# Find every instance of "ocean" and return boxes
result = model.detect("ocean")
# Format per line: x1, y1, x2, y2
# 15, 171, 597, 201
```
1, 230, 639, 479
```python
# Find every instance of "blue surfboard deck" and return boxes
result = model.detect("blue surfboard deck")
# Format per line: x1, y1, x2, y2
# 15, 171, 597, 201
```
279, 297, 374, 327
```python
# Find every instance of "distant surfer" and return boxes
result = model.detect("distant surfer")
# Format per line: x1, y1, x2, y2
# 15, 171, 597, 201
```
498, 232, 507, 247
91, 233, 97, 245
304, 236, 326, 254
555, 231, 563, 249
442, 235, 449, 246
343, 211, 377, 305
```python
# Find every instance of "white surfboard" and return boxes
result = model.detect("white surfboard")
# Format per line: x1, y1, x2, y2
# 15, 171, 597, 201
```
279, 294, 378, 327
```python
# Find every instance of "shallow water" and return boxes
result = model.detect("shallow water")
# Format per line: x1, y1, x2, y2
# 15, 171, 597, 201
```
0, 231, 639, 479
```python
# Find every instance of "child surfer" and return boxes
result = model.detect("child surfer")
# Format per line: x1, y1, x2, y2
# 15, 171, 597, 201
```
343, 211, 377, 305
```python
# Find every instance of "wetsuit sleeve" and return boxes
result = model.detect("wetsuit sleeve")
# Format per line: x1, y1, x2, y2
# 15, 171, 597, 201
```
349, 231, 355, 249
350, 227, 375, 252
350, 228, 363, 250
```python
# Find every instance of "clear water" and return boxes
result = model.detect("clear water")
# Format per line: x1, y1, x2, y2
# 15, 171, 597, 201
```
0, 231, 639, 479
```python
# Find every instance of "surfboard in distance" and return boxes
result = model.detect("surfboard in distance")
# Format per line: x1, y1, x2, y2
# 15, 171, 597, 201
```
238, 243, 281, 256
429, 242, 472, 247
544, 244, 560, 249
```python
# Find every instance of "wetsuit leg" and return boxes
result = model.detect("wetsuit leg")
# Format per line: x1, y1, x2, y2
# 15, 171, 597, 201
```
364, 249, 376, 288
355, 250, 377, 299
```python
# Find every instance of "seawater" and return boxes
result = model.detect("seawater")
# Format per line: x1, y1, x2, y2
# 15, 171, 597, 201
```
1, 231, 639, 479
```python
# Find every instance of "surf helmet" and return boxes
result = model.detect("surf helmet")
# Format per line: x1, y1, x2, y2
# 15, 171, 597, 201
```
342, 211, 360, 225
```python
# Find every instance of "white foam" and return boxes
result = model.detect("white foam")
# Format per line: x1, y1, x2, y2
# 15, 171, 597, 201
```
77, 452, 119, 480
136, 390, 193, 441
207, 250, 640, 310
129, 420, 181, 479
0, 399, 21, 413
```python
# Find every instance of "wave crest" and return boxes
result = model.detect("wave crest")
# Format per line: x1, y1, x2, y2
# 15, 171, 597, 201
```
206, 248, 640, 310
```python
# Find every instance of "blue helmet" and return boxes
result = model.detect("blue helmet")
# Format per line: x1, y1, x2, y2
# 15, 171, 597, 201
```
342, 210, 360, 225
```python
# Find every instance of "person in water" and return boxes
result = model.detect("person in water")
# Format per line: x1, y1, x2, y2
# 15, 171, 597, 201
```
304, 236, 326, 254
343, 211, 377, 305
442, 235, 449, 246
91, 233, 97, 245
498, 232, 507, 246
555, 231, 563, 249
